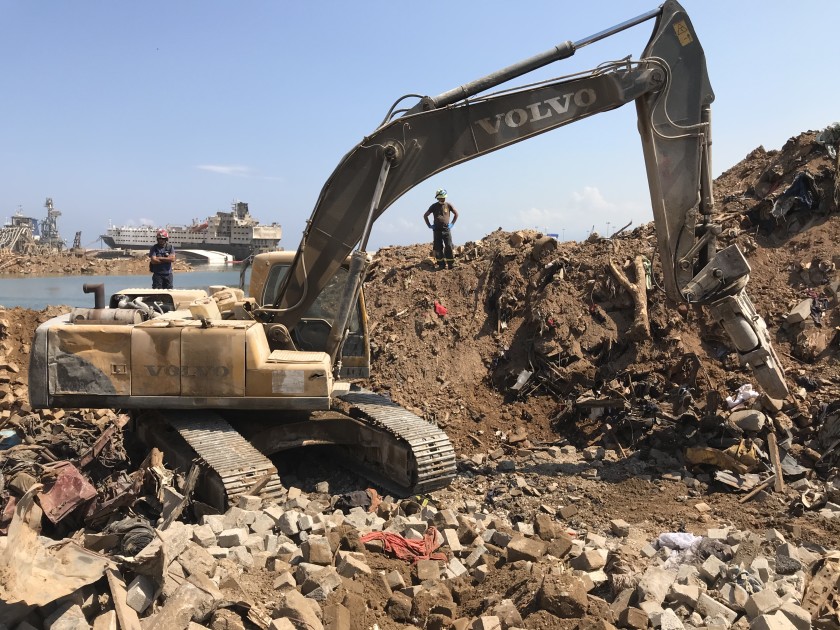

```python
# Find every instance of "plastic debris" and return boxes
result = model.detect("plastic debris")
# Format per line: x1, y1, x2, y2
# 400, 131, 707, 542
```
725, 384, 760, 409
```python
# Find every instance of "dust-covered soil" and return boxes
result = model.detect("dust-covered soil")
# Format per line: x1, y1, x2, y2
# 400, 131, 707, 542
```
0, 248, 192, 277
1, 129, 839, 628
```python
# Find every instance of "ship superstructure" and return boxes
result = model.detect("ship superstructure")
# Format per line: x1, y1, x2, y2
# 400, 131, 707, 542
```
101, 201, 282, 260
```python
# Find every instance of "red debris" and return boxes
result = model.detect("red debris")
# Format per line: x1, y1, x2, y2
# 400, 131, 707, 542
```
38, 462, 97, 524
360, 525, 447, 563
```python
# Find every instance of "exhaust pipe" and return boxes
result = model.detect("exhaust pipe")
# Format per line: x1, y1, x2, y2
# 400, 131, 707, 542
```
83, 283, 105, 309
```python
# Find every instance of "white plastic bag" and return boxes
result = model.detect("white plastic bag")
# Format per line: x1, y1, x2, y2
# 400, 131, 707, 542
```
725, 384, 759, 409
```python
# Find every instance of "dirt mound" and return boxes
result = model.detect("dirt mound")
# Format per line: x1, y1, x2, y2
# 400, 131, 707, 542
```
0, 249, 191, 277
366, 130, 840, 458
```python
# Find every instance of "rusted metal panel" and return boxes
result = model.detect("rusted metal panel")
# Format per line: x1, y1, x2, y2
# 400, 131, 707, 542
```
38, 462, 97, 524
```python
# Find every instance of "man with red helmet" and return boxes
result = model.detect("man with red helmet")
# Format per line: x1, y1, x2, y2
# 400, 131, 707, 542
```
149, 228, 176, 289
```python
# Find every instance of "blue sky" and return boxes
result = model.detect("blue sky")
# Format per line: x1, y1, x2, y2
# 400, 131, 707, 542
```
1, 1, 836, 252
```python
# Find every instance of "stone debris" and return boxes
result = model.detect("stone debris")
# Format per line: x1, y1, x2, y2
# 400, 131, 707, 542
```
1, 466, 838, 628
1, 128, 840, 628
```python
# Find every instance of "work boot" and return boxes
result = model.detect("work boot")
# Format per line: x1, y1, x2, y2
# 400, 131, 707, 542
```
447, 262, 454, 269
438, 262, 446, 270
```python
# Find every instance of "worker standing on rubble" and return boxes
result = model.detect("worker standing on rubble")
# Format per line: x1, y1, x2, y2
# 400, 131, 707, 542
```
149, 229, 176, 289
423, 189, 459, 270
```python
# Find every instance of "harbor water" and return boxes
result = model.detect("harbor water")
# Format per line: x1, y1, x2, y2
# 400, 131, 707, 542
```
0, 264, 251, 310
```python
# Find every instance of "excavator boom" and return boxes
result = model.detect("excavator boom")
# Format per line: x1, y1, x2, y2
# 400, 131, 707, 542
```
272, 0, 788, 398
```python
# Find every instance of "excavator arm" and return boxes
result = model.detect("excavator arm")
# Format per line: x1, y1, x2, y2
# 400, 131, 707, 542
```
267, 0, 788, 398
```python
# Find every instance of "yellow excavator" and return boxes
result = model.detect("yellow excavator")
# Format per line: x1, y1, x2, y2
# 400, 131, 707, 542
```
29, 1, 788, 510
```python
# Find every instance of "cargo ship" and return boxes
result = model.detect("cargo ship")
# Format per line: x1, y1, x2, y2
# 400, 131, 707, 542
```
100, 201, 282, 261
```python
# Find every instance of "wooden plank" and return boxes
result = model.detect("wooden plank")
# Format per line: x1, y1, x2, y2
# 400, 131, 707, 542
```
767, 433, 785, 492
739, 475, 775, 504
106, 568, 142, 630
160, 462, 200, 530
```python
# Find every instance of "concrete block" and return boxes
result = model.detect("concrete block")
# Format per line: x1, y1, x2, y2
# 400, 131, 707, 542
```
274, 589, 324, 630
145, 582, 215, 630
569, 549, 606, 571
751, 557, 771, 584
750, 611, 798, 630
178, 540, 218, 578
699, 554, 727, 583
43, 603, 87, 630
229, 545, 254, 567
637, 566, 677, 605
207, 545, 229, 559
244, 533, 266, 552
610, 519, 631, 537
277, 510, 301, 536
336, 554, 371, 578
446, 557, 468, 579
126, 573, 156, 613
302, 536, 333, 565
667, 583, 700, 609
201, 513, 225, 533
473, 564, 490, 583
585, 532, 607, 548
778, 602, 811, 630
250, 512, 277, 535
776, 543, 799, 560
443, 528, 463, 553
386, 592, 413, 622
745, 588, 782, 620
217, 527, 249, 548
491, 530, 513, 547
298, 513, 315, 531
92, 610, 118, 630
434, 509, 459, 529
507, 536, 547, 562
472, 616, 502, 630
323, 602, 351, 630
559, 504, 578, 519
465, 545, 488, 568
302, 567, 342, 599
295, 562, 326, 584
237, 494, 262, 510
415, 559, 441, 582
223, 506, 256, 528
274, 571, 296, 589
641, 543, 658, 558
191, 524, 217, 547
658, 607, 684, 630
696, 592, 737, 625
385, 569, 405, 591
720, 582, 749, 611
512, 522, 533, 537
618, 607, 649, 630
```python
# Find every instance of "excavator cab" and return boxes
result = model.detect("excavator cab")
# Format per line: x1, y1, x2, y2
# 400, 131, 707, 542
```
248, 251, 370, 378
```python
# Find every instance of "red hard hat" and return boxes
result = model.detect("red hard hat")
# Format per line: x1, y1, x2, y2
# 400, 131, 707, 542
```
156, 229, 169, 239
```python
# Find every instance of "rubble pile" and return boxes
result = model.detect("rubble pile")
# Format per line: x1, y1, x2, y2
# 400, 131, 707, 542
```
0, 250, 191, 276
0, 128, 839, 629
1, 474, 839, 628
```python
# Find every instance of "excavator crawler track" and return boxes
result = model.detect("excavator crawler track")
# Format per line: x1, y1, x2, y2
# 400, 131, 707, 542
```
338, 388, 456, 495
166, 412, 286, 509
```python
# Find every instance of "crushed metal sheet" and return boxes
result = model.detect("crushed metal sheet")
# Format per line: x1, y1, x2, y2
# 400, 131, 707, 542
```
37, 461, 97, 524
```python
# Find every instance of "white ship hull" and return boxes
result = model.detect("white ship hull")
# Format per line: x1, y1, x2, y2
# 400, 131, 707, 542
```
100, 202, 282, 261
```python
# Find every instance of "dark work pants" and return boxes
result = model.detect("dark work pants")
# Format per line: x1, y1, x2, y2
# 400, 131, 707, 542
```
432, 225, 454, 268
152, 272, 173, 289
